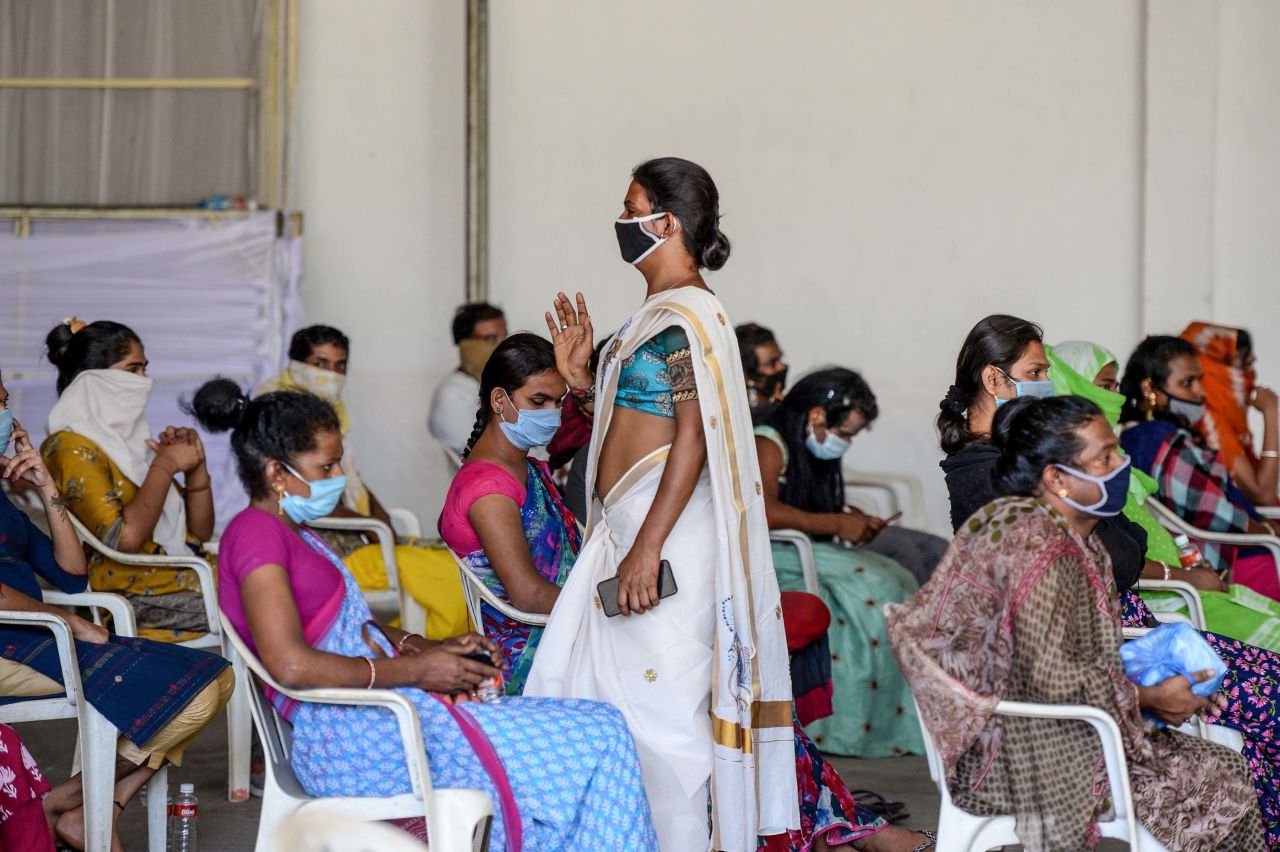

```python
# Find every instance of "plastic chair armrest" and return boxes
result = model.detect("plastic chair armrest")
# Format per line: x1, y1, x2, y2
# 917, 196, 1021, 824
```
282, 687, 430, 796
306, 517, 400, 590
448, 549, 548, 626
996, 700, 1133, 823
388, 508, 423, 539
769, 529, 819, 595
0, 611, 79, 702
1132, 578, 1207, 631
1257, 506, 1280, 521
43, 590, 137, 637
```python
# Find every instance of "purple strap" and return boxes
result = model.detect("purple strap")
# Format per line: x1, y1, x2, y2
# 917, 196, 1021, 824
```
430, 696, 523, 852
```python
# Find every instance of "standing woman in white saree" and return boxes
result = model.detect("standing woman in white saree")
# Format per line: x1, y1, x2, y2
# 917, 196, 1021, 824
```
526, 158, 799, 851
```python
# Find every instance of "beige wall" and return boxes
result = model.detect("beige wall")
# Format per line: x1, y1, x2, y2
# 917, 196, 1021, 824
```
295, 0, 466, 526
295, 0, 1280, 534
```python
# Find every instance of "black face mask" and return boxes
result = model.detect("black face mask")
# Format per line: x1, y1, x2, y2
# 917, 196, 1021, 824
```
752, 367, 789, 403
614, 212, 668, 264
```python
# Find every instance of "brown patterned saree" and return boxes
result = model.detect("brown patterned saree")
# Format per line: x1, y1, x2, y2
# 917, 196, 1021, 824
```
888, 497, 1262, 851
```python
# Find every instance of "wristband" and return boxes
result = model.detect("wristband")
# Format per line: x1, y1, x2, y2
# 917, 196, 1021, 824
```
570, 385, 597, 404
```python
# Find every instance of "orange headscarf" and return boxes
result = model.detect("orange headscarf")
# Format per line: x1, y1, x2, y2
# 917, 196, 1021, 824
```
1180, 321, 1256, 471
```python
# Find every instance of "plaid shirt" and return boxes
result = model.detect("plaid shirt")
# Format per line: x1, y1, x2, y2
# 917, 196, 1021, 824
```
1149, 426, 1249, 569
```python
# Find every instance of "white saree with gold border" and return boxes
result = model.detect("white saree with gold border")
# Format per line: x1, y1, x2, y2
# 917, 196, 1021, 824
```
525, 287, 798, 851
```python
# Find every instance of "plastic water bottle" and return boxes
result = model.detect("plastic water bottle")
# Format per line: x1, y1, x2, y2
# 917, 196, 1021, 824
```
168, 783, 198, 851
1174, 534, 1206, 570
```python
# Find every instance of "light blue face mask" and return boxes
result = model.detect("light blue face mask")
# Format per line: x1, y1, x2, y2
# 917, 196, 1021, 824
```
0, 408, 12, 452
805, 423, 851, 461
279, 462, 347, 524
993, 367, 1055, 407
498, 392, 562, 452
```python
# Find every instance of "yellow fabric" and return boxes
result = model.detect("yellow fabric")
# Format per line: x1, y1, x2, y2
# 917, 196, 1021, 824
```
344, 541, 470, 640
41, 431, 209, 605
255, 368, 353, 434
119, 668, 235, 768
0, 657, 62, 696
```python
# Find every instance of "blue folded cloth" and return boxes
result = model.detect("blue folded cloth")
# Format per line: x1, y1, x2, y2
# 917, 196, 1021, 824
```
1120, 621, 1226, 726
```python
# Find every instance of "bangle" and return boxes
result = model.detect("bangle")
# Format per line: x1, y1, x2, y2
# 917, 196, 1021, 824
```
1162, 564, 1171, 581
570, 385, 597, 404
184, 482, 211, 494
397, 633, 421, 654
363, 656, 376, 689
1262, 450, 1279, 459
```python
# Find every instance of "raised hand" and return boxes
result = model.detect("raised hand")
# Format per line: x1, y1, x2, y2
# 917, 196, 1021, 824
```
544, 291, 595, 390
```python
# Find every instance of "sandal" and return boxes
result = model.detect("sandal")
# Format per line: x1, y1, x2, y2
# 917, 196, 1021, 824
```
910, 829, 937, 852
849, 788, 910, 824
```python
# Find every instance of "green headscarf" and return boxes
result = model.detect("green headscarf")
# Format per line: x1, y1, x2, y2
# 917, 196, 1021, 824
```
1047, 340, 1123, 426
1046, 342, 1180, 567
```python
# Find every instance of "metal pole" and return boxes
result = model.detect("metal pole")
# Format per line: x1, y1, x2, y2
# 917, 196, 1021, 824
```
465, 0, 489, 303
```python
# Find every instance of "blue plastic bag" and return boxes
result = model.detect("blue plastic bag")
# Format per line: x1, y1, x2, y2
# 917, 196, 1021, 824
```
1119, 622, 1226, 726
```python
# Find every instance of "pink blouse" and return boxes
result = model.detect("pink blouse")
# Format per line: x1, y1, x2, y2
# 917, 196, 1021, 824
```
438, 460, 526, 555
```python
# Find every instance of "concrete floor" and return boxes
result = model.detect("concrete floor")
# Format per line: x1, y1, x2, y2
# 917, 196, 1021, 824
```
16, 712, 1128, 850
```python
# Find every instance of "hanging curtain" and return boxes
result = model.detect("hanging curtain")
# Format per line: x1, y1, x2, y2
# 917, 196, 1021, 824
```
0, 0, 263, 205
0, 211, 303, 532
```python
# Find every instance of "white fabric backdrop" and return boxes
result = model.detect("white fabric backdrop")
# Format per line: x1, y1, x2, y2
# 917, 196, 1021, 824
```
0, 211, 303, 533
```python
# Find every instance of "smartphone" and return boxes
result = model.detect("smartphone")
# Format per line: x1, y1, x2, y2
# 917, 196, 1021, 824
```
598, 560, 677, 618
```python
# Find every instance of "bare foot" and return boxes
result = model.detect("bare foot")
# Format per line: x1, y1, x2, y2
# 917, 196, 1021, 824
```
55, 805, 125, 852
853, 826, 935, 852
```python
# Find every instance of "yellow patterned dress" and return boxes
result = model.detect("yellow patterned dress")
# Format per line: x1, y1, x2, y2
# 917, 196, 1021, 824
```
42, 431, 210, 642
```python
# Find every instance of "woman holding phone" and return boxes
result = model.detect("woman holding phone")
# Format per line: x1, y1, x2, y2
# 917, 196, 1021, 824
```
526, 159, 935, 852
754, 368, 924, 758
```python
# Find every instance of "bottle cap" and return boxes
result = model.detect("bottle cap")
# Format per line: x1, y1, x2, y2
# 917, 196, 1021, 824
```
179, 783, 195, 794
1174, 533, 1190, 546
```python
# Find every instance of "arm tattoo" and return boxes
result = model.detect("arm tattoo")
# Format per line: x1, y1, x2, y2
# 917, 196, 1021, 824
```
48, 493, 70, 523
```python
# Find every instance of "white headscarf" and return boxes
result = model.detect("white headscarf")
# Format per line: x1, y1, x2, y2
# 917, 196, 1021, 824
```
47, 369, 190, 556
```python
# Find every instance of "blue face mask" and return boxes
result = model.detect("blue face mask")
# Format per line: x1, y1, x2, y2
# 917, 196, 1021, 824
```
1054, 457, 1131, 517
0, 408, 12, 452
805, 423, 851, 461
498, 392, 562, 452
279, 463, 347, 524
993, 367, 1055, 407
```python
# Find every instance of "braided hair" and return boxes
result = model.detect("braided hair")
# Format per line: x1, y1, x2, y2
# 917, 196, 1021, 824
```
462, 333, 558, 459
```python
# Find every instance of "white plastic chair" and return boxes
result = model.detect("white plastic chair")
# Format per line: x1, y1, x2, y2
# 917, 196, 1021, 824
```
1257, 506, 1280, 522
442, 445, 463, 475
913, 694, 1166, 851
305, 510, 428, 635
66, 513, 253, 802
768, 529, 820, 595
272, 809, 431, 851
446, 546, 547, 631
1131, 578, 1207, 631
0, 610, 169, 852
219, 616, 493, 852
844, 469, 928, 529
1144, 497, 1280, 587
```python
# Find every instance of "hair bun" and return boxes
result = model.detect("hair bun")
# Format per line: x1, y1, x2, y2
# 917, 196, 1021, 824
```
183, 378, 251, 433
44, 322, 76, 368
698, 228, 731, 271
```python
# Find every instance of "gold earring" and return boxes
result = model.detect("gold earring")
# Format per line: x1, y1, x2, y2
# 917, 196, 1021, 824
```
1144, 389, 1157, 421
1057, 488, 1069, 498
275, 485, 286, 516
